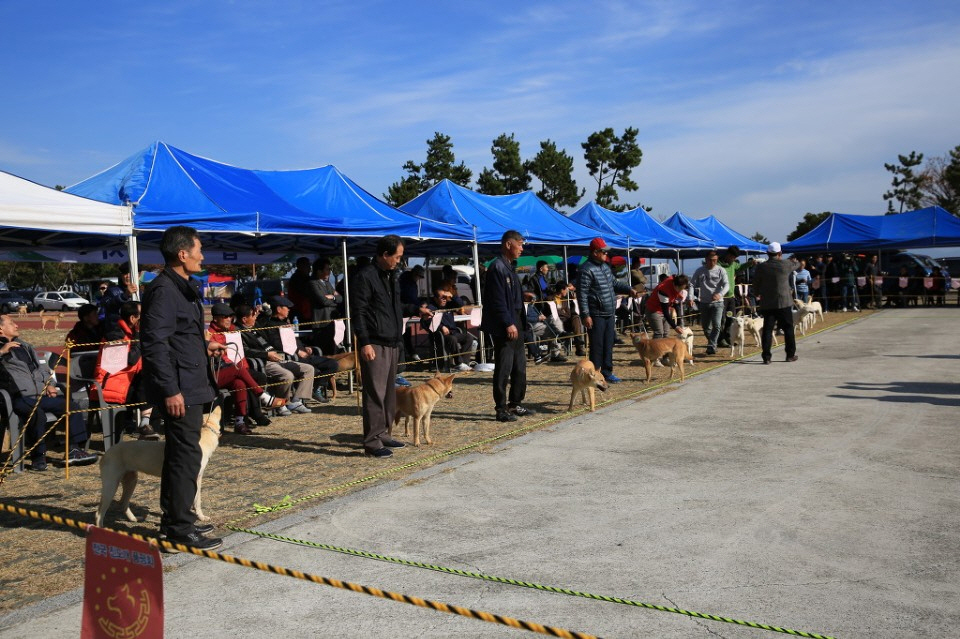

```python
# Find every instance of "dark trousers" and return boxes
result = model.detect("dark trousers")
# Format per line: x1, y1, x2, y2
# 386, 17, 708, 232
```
160, 403, 205, 537
14, 394, 88, 460
492, 334, 526, 412
760, 306, 796, 362
720, 297, 737, 343
587, 314, 616, 377
358, 344, 398, 451
300, 353, 340, 391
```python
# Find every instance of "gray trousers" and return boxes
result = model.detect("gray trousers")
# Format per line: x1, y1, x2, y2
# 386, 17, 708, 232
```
264, 360, 314, 402
358, 344, 398, 451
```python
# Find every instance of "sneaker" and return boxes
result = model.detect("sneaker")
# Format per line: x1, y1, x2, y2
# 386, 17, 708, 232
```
137, 423, 160, 441
455, 363, 473, 372
395, 376, 411, 387
29, 457, 48, 472
533, 354, 548, 365
841, 307, 847, 312
313, 387, 329, 403
288, 401, 311, 414
274, 405, 292, 417
549, 353, 567, 363
161, 530, 223, 553
469, 339, 479, 353
364, 447, 393, 458
604, 374, 623, 384
67, 448, 98, 465
853, 306, 860, 312
510, 404, 537, 417
496, 410, 518, 422
412, 354, 422, 362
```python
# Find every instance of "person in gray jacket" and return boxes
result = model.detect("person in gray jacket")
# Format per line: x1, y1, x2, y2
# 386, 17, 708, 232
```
578, 237, 637, 383
0, 314, 97, 471
690, 251, 729, 355
752, 242, 798, 364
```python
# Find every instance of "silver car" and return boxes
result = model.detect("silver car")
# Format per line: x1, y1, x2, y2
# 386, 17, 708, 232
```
33, 290, 90, 311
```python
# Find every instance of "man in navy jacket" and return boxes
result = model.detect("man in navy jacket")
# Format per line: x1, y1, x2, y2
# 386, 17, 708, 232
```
141, 226, 222, 551
481, 230, 536, 422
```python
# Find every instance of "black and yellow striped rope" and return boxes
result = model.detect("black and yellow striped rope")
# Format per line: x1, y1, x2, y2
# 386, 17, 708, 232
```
225, 525, 838, 639
0, 502, 600, 639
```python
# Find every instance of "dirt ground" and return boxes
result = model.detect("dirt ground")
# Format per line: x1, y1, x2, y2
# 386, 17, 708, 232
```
0, 310, 866, 613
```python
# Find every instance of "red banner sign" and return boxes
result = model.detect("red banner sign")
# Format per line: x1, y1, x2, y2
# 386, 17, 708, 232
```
82, 526, 163, 639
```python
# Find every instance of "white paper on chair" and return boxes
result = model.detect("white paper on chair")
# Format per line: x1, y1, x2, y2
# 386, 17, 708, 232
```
279, 326, 298, 355
430, 312, 444, 332
100, 343, 129, 375
224, 331, 245, 361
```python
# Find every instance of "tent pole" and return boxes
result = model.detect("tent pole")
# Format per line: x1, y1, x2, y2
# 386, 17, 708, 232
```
341, 239, 355, 397
127, 230, 140, 302
470, 239, 493, 370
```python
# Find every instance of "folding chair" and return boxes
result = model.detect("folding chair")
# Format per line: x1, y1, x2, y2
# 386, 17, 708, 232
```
69, 351, 127, 451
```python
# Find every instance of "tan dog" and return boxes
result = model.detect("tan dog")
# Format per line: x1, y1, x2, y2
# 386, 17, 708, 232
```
743, 315, 777, 348
95, 406, 221, 527
628, 332, 688, 382
16, 305, 27, 318
391, 373, 455, 446
568, 360, 608, 412
327, 350, 358, 400
40, 310, 64, 330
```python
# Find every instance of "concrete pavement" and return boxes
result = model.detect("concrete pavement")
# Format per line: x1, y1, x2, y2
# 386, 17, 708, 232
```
3, 308, 959, 638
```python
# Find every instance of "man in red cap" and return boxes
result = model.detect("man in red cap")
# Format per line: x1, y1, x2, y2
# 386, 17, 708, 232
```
577, 238, 637, 383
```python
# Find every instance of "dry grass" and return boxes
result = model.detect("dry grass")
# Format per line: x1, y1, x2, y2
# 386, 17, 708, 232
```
0, 311, 865, 612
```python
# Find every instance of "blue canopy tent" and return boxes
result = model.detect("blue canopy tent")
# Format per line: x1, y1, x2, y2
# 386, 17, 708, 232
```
569, 202, 712, 253
400, 179, 616, 249
782, 207, 960, 253
66, 142, 474, 256
663, 212, 766, 253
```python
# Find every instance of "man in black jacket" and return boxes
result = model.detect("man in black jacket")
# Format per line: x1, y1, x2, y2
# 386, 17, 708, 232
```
481, 230, 534, 422
141, 226, 222, 551
351, 235, 431, 457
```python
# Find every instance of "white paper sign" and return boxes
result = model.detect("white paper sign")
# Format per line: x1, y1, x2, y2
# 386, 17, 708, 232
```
899, 277, 909, 288
856, 277, 866, 287
99, 343, 130, 375
224, 331, 244, 362
279, 326, 298, 355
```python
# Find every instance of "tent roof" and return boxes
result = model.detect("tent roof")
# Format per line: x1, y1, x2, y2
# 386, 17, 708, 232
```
0, 170, 132, 251
569, 202, 713, 252
400, 179, 613, 249
782, 207, 960, 253
663, 212, 767, 253
66, 142, 472, 253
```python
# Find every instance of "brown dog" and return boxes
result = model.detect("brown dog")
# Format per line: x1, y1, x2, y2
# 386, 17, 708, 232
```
326, 351, 358, 400
628, 331, 689, 382
40, 310, 64, 330
568, 360, 608, 412
391, 373, 455, 446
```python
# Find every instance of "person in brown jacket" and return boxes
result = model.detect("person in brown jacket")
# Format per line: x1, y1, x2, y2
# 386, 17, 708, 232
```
752, 242, 798, 364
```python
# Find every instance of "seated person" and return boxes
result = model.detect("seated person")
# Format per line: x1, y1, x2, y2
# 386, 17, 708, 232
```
258, 297, 340, 398
524, 291, 566, 363
99, 263, 137, 325
0, 314, 97, 470
552, 281, 585, 357
421, 285, 476, 372
235, 304, 319, 408
93, 300, 158, 440
206, 303, 287, 434
65, 304, 102, 353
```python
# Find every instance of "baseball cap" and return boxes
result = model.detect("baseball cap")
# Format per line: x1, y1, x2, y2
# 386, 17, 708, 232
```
589, 237, 608, 251
766, 242, 782, 254
211, 302, 234, 317
271, 295, 294, 308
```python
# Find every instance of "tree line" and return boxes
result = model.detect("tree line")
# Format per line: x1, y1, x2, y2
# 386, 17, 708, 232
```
384, 129, 647, 212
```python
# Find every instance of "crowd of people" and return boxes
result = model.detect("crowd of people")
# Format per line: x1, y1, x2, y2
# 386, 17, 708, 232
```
3, 224, 955, 552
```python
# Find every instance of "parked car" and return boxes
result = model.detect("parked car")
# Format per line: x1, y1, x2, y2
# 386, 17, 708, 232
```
0, 291, 35, 313
33, 290, 90, 311
879, 252, 940, 276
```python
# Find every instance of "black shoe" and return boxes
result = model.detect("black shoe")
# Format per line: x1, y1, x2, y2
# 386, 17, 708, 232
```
161, 530, 223, 553
233, 423, 253, 435
29, 457, 48, 472
254, 415, 272, 427
364, 447, 393, 458
549, 353, 567, 362
510, 405, 536, 417
786, 355, 799, 362
705, 346, 716, 355
762, 358, 771, 365
194, 523, 215, 535
533, 355, 547, 365
67, 448, 98, 465
496, 410, 518, 422
381, 438, 405, 448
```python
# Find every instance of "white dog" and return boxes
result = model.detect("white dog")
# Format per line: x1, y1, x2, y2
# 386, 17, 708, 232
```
96, 407, 221, 527
795, 299, 822, 329
678, 326, 695, 364
728, 314, 746, 358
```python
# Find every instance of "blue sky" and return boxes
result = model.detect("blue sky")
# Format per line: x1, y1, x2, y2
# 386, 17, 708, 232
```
2, 0, 960, 244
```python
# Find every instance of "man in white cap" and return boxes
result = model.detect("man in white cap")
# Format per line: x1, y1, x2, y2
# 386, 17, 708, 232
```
752, 242, 798, 364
